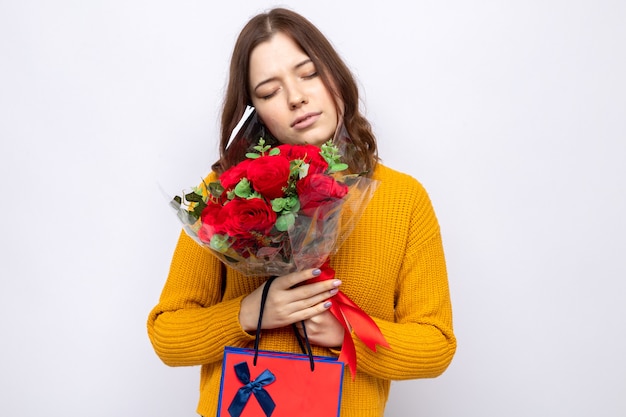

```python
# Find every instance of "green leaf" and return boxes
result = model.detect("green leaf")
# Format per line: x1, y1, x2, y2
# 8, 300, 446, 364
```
191, 200, 207, 218
208, 182, 224, 198
209, 234, 231, 253
271, 196, 300, 213
249, 137, 273, 156
290, 197, 301, 212
299, 162, 310, 179
184, 191, 204, 203
320, 140, 348, 173
329, 162, 348, 173
275, 212, 295, 231
272, 197, 287, 212
234, 178, 253, 198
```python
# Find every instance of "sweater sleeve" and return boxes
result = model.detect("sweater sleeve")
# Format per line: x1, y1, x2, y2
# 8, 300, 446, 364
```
146, 230, 255, 367
352, 180, 456, 380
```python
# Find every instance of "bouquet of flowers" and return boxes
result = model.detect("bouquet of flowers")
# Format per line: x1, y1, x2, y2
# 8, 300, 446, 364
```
170, 109, 389, 376
172, 138, 375, 277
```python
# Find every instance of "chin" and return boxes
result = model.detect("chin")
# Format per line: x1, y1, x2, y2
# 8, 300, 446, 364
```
282, 127, 334, 147
303, 132, 334, 147
303, 139, 327, 147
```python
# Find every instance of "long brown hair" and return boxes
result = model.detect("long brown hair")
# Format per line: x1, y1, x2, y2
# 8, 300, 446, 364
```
212, 8, 378, 175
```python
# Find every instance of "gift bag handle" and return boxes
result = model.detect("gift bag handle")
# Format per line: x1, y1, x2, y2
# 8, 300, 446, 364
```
253, 276, 315, 371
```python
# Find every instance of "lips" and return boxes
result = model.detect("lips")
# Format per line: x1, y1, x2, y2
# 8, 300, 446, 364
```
291, 112, 321, 129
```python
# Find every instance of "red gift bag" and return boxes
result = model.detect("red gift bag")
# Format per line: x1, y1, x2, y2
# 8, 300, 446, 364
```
217, 347, 344, 417
216, 277, 344, 417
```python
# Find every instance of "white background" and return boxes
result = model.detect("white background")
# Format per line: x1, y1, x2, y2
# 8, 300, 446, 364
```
1, 1, 625, 416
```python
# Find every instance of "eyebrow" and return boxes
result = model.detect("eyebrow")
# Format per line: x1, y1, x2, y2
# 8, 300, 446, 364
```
253, 59, 313, 92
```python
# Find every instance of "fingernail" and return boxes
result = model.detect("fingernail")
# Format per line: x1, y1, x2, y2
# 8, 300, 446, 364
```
312, 269, 321, 276
330, 288, 339, 295
333, 280, 342, 287
324, 301, 332, 308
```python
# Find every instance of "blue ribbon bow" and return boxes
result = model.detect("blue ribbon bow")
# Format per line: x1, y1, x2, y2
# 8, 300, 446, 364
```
228, 362, 276, 417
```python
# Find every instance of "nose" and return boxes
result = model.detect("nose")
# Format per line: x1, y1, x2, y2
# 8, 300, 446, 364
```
288, 88, 308, 109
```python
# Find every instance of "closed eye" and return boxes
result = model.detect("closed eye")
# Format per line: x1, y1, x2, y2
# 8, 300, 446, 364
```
261, 90, 278, 100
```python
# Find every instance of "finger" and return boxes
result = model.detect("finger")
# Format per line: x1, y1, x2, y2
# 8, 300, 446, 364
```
291, 278, 341, 300
292, 286, 339, 312
291, 299, 334, 324
278, 268, 323, 289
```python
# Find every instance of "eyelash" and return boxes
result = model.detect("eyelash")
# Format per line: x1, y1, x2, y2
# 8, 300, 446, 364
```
261, 92, 277, 100
260, 72, 318, 100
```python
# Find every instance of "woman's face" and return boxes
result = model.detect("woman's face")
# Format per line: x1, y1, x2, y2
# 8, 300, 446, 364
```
248, 32, 339, 147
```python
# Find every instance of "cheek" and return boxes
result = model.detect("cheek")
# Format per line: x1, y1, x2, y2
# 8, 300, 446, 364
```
255, 106, 287, 137
253, 101, 275, 122
259, 114, 281, 135
325, 92, 341, 121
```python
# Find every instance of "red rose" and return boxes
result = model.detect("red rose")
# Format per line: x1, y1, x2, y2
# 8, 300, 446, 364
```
246, 154, 291, 199
296, 173, 349, 217
219, 197, 277, 239
219, 158, 252, 191
277, 144, 328, 174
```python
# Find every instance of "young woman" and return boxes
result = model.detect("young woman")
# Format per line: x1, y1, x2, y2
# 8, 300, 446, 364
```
148, 8, 456, 417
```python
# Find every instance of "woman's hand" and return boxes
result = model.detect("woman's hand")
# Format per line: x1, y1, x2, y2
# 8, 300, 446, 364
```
239, 268, 341, 332
294, 310, 345, 348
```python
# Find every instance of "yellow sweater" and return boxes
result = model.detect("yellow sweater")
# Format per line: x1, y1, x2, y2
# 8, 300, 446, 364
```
147, 163, 456, 417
